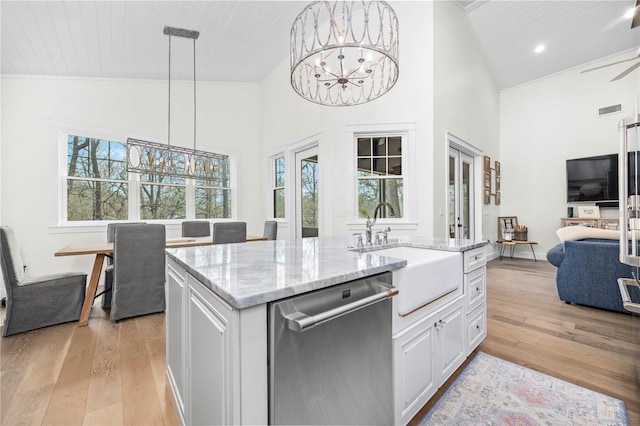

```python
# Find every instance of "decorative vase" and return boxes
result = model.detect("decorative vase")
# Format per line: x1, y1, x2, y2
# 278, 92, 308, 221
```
515, 231, 528, 241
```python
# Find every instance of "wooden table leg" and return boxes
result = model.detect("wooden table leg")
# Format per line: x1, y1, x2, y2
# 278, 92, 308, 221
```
78, 253, 105, 326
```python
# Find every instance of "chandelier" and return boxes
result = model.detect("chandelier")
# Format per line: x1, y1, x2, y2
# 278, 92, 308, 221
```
290, 1, 399, 107
127, 27, 225, 180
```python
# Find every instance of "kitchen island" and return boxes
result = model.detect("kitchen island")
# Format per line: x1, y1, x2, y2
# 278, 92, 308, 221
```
165, 235, 487, 425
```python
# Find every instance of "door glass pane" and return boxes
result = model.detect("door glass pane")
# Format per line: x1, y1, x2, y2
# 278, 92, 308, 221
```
462, 161, 470, 239
301, 155, 318, 238
449, 155, 456, 238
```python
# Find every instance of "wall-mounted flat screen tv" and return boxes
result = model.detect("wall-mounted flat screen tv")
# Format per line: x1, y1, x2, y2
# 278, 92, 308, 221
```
566, 154, 618, 202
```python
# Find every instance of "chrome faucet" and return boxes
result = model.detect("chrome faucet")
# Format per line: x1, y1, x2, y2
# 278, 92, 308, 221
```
365, 202, 396, 245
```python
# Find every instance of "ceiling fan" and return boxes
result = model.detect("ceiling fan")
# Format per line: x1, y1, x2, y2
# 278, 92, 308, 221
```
580, 0, 640, 82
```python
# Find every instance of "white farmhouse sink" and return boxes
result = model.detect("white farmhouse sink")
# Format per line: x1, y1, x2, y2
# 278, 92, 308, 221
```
372, 247, 462, 315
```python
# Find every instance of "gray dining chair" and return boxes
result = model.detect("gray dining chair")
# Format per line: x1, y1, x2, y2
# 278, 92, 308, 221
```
102, 222, 145, 309
182, 221, 211, 237
212, 222, 247, 244
109, 224, 166, 322
263, 220, 278, 240
0, 226, 87, 336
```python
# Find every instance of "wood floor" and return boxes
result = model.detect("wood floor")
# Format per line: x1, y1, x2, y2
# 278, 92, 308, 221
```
412, 257, 640, 425
2, 258, 639, 425
0, 303, 180, 426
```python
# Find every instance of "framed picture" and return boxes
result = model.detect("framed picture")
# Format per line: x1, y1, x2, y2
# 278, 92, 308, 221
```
484, 171, 491, 189
495, 175, 501, 191
498, 216, 518, 241
495, 161, 501, 176
577, 205, 600, 218
484, 188, 491, 204
484, 156, 491, 171
495, 191, 501, 205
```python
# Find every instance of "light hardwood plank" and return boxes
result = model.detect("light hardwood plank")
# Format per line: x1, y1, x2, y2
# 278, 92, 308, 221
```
84, 311, 122, 417
42, 326, 97, 425
2, 258, 638, 425
410, 258, 640, 424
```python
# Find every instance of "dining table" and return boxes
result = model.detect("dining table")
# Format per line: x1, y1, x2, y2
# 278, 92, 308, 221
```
55, 235, 268, 326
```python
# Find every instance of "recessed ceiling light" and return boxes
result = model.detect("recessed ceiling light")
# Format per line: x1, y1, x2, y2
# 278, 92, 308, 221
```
534, 44, 545, 54
625, 8, 634, 19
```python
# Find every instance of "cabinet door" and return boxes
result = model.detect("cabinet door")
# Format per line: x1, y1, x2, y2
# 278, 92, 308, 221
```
187, 277, 233, 426
465, 266, 486, 312
467, 305, 486, 352
437, 302, 465, 381
394, 312, 437, 426
166, 260, 185, 420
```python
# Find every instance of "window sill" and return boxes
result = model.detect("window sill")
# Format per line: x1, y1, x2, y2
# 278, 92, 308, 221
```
346, 221, 418, 232
48, 222, 184, 234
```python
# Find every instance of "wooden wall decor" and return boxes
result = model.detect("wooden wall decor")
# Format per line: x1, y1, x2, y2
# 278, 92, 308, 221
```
483, 156, 501, 205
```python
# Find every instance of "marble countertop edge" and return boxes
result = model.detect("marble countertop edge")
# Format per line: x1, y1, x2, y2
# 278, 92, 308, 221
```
166, 236, 488, 310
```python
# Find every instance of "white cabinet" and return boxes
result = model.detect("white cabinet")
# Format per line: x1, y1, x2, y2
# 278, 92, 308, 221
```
165, 258, 267, 426
187, 275, 234, 426
463, 247, 487, 354
166, 259, 186, 423
394, 309, 437, 425
393, 297, 465, 426
436, 301, 465, 381
467, 304, 486, 350
465, 266, 486, 312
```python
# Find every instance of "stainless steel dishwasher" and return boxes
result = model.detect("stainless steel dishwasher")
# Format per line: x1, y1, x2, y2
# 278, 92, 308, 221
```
268, 272, 397, 425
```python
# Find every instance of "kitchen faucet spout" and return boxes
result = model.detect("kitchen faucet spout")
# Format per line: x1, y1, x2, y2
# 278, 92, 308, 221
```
365, 202, 396, 246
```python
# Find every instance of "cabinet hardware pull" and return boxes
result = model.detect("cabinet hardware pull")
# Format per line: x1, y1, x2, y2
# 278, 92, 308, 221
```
284, 285, 399, 332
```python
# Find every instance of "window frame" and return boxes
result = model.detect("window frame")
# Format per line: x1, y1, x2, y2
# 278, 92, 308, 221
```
272, 155, 286, 219
53, 121, 237, 230
346, 123, 417, 230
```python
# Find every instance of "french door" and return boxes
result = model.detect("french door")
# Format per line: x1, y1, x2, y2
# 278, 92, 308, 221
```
448, 147, 474, 239
295, 146, 319, 238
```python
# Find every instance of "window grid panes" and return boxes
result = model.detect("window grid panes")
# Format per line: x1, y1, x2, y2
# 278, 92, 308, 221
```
273, 156, 285, 218
194, 154, 232, 219
66, 135, 128, 221
356, 136, 404, 219
64, 133, 233, 222
140, 176, 186, 220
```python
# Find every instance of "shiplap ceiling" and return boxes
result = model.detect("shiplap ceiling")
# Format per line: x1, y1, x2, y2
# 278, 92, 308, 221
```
1, 1, 639, 89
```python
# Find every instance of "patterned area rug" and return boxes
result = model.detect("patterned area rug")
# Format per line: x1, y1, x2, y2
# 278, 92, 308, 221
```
419, 352, 629, 425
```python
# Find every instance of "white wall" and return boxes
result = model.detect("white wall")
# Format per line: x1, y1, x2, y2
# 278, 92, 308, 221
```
260, 2, 435, 240
0, 76, 262, 277
500, 49, 640, 256
432, 1, 501, 245
259, 1, 500, 244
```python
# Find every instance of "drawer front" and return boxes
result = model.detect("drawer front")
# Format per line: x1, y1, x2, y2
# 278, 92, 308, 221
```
467, 305, 486, 352
464, 247, 486, 273
465, 266, 486, 311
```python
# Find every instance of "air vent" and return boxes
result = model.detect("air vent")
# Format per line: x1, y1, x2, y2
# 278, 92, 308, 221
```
598, 104, 622, 116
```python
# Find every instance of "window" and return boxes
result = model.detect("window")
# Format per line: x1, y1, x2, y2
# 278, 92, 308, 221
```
66, 135, 128, 221
195, 156, 232, 219
356, 135, 404, 219
140, 174, 186, 220
62, 130, 233, 224
273, 156, 285, 218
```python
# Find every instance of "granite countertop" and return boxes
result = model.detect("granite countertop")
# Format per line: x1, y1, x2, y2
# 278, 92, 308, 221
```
166, 235, 487, 310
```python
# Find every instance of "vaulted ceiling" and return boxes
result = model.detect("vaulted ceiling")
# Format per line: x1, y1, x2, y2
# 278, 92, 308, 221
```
1, 1, 638, 90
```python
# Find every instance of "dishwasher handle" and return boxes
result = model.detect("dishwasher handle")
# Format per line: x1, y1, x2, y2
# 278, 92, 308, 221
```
618, 278, 640, 314
284, 286, 398, 333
